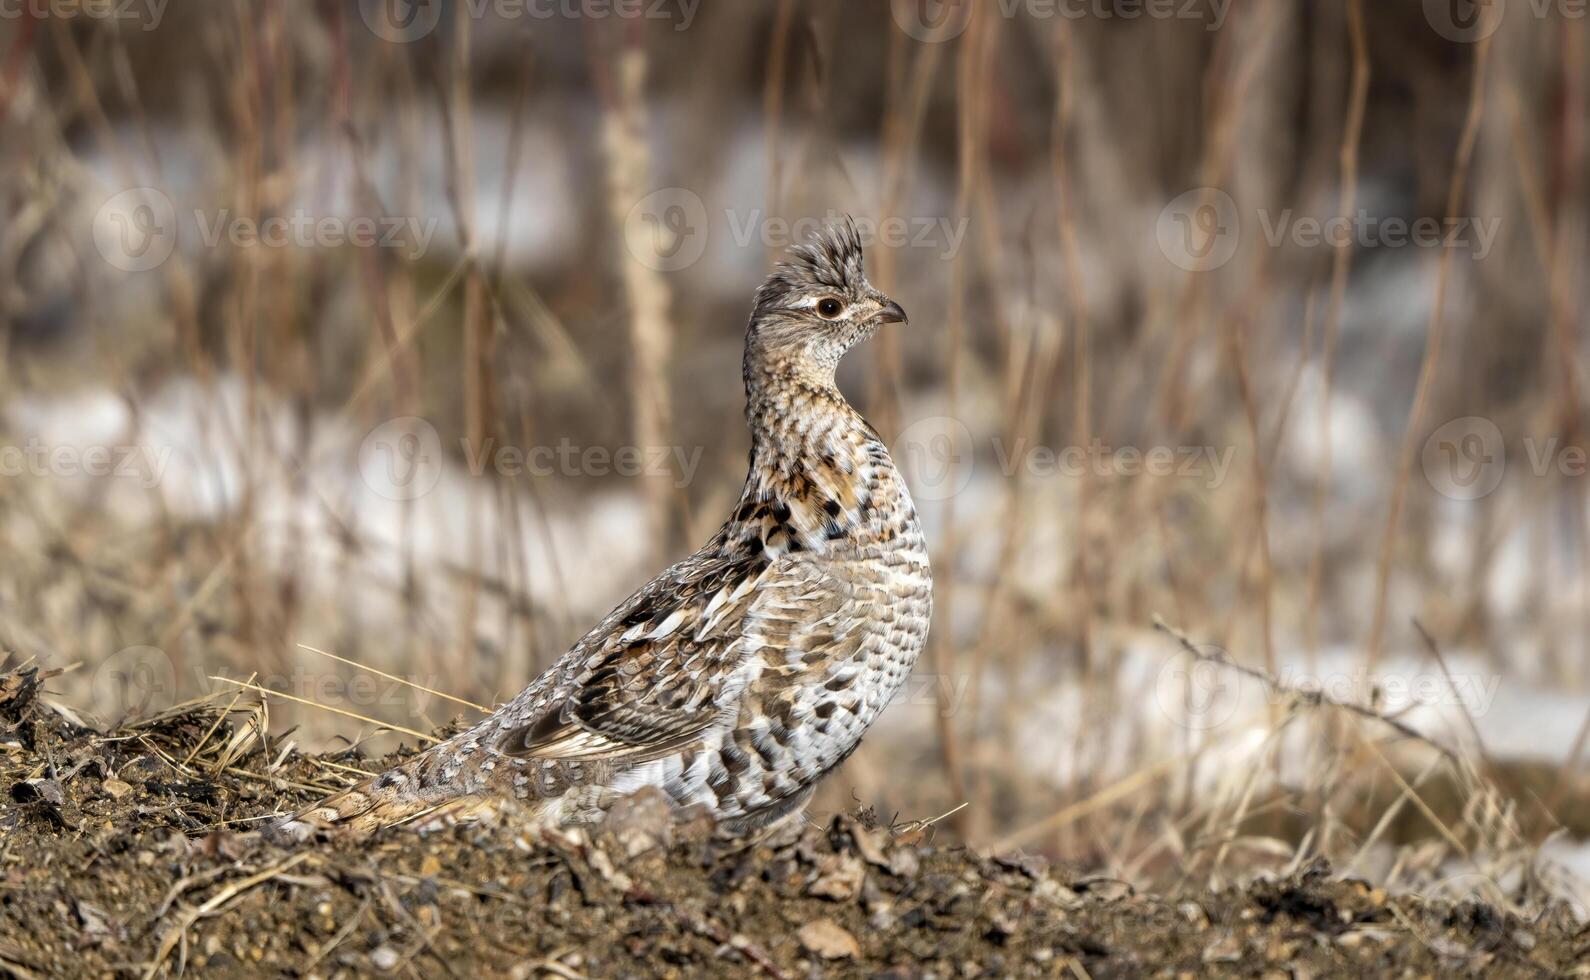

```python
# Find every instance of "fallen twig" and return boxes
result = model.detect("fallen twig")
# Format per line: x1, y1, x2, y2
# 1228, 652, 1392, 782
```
145, 853, 314, 979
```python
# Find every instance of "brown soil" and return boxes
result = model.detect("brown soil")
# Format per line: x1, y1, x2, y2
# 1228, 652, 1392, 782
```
0, 666, 1583, 979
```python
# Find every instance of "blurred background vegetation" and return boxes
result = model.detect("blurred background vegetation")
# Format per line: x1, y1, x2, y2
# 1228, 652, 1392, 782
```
2, 0, 1588, 908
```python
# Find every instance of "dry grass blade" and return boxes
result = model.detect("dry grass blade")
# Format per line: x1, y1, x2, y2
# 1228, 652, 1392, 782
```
1356, 730, 1471, 860
1346, 755, 1444, 876
181, 672, 256, 767
0, 949, 43, 980
1307, 0, 1371, 656
1365, 27, 1495, 666
894, 800, 969, 839
296, 642, 489, 713
208, 676, 441, 746
219, 765, 342, 796
302, 897, 371, 974
994, 755, 1186, 852
521, 958, 589, 980
314, 758, 378, 780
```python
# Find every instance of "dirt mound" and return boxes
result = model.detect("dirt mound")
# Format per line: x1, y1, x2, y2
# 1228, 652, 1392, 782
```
0, 666, 1580, 978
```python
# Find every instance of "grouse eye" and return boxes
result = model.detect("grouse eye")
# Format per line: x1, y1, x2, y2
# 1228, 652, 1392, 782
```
816, 298, 845, 319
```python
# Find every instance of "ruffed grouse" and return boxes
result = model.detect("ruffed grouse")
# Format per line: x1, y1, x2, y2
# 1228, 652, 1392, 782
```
291, 221, 932, 835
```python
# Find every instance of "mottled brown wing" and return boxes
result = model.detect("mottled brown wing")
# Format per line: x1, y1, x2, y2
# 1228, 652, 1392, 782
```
495, 550, 778, 763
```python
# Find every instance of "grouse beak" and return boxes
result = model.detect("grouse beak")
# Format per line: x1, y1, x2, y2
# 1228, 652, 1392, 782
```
878, 299, 909, 325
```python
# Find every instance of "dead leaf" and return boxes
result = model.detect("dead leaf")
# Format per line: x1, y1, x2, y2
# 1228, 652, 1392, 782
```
851, 825, 890, 868
798, 918, 860, 960
74, 901, 119, 948
1203, 931, 1242, 963
11, 779, 64, 806
807, 853, 864, 901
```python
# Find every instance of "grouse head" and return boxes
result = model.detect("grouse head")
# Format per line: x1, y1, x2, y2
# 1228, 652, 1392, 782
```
745, 219, 908, 390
